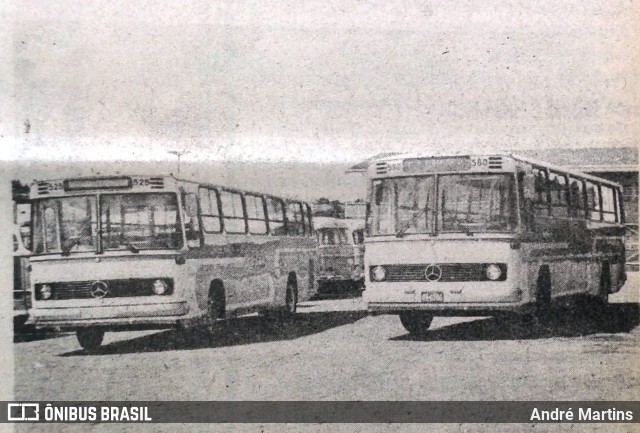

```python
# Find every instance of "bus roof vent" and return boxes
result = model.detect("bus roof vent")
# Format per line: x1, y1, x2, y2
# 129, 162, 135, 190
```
488, 157, 503, 169
375, 162, 389, 175
36, 182, 50, 195
149, 177, 164, 189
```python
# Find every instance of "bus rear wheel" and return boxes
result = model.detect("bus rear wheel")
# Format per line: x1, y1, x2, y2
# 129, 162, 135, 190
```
399, 312, 433, 337
283, 278, 298, 318
534, 267, 552, 323
588, 264, 611, 322
76, 328, 104, 351
205, 283, 226, 336
597, 264, 611, 305
261, 276, 298, 322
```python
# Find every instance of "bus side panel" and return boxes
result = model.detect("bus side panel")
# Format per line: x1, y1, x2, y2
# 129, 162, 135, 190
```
191, 243, 273, 312
189, 237, 317, 313
275, 239, 317, 303
522, 233, 626, 301
523, 243, 591, 300
552, 258, 589, 298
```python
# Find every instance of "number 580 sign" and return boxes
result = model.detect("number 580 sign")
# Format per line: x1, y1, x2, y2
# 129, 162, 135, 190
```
470, 158, 489, 167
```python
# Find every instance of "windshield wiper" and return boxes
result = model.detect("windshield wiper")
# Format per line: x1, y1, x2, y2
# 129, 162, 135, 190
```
396, 206, 433, 238
61, 223, 94, 256
122, 242, 139, 254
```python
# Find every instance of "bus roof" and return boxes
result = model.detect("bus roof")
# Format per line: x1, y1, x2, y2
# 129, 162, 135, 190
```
29, 174, 313, 203
370, 152, 624, 189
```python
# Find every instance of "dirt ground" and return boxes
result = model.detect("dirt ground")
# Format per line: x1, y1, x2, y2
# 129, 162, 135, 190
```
13, 274, 639, 433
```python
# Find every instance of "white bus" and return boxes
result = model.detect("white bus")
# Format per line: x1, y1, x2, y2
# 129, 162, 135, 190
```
26, 175, 317, 350
363, 153, 627, 336
314, 217, 365, 296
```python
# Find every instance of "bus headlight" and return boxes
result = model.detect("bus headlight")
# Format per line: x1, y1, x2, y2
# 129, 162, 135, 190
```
371, 266, 387, 282
486, 264, 502, 281
39, 284, 52, 300
152, 279, 168, 295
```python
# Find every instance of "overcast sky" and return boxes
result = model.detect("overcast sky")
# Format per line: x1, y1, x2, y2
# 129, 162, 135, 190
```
2, 0, 639, 164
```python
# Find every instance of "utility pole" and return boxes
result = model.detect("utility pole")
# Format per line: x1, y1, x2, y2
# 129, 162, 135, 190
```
168, 150, 189, 175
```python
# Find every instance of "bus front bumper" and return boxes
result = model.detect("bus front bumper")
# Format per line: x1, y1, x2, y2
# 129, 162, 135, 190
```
317, 273, 353, 282
367, 301, 533, 316
26, 301, 189, 328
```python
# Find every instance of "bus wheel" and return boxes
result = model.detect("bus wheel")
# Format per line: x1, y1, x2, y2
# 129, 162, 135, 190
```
399, 312, 433, 337
76, 328, 104, 351
206, 282, 226, 335
535, 267, 552, 323
283, 277, 298, 318
597, 263, 611, 305
589, 263, 611, 322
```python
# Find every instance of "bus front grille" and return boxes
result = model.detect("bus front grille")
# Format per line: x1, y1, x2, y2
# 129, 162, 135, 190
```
380, 263, 507, 282
34, 279, 174, 300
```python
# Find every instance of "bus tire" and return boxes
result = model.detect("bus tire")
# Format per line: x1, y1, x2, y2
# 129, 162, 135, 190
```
76, 328, 104, 351
206, 281, 226, 335
283, 275, 298, 318
535, 267, 552, 323
589, 263, 611, 322
399, 312, 433, 337
597, 262, 611, 305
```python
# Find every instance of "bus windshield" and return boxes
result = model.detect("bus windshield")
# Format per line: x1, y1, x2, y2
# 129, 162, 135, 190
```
101, 193, 182, 251
369, 174, 516, 236
439, 174, 516, 233
33, 196, 97, 254
32, 193, 182, 254
370, 176, 436, 236
317, 228, 349, 245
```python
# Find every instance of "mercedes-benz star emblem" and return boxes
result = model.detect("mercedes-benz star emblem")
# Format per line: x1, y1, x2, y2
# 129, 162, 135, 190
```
90, 281, 108, 298
424, 264, 442, 282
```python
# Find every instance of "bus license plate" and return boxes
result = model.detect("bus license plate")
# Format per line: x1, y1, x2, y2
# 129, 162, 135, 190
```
421, 291, 444, 303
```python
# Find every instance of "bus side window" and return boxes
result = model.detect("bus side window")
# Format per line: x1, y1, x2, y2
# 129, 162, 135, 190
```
305, 203, 314, 235
245, 194, 267, 235
220, 190, 247, 234
198, 188, 222, 233
323, 230, 336, 245
338, 228, 348, 245
601, 185, 617, 222
266, 197, 286, 236
586, 181, 601, 221
286, 202, 305, 236
548, 172, 568, 218
617, 188, 625, 223
532, 169, 549, 215
184, 193, 201, 244
353, 229, 364, 244
568, 178, 585, 218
